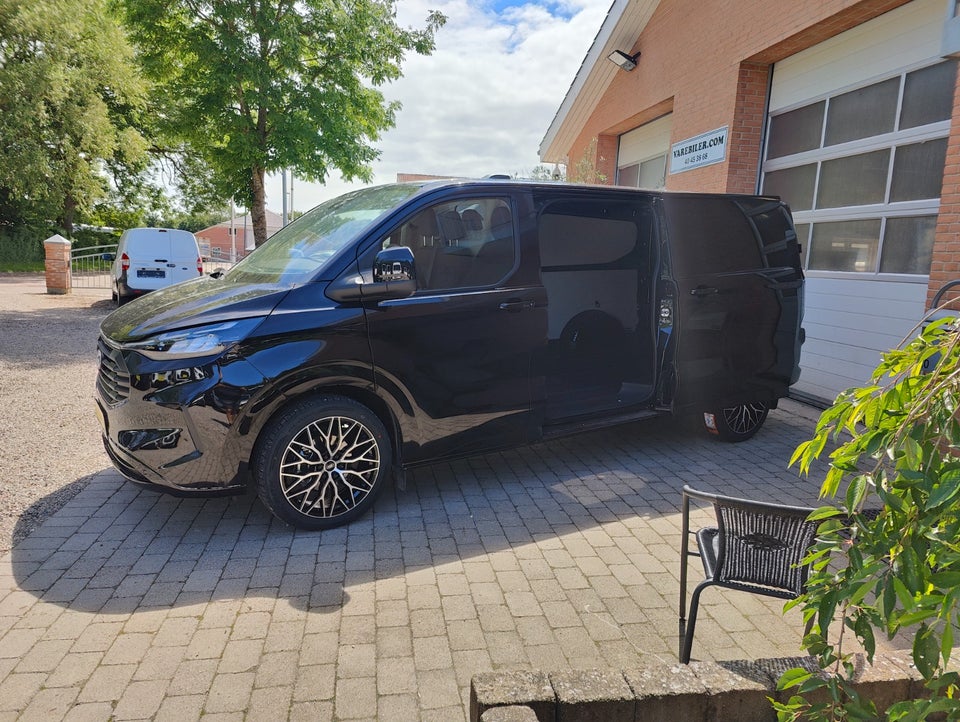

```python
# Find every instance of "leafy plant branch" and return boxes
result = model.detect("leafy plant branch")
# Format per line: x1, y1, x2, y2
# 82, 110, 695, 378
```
776, 304, 960, 721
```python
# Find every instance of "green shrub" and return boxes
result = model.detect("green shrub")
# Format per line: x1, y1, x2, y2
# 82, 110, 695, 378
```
0, 224, 120, 271
776, 312, 960, 720
0, 225, 46, 270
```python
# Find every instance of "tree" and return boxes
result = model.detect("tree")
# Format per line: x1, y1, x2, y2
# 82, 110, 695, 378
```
528, 164, 564, 181
567, 137, 607, 185
0, 0, 149, 234
122, 0, 445, 248
778, 310, 960, 720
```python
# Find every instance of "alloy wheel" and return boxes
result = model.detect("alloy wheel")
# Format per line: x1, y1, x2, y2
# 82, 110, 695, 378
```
278, 415, 381, 519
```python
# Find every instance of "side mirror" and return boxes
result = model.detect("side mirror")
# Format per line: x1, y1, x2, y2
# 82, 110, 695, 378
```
102, 253, 116, 262
373, 246, 416, 285
325, 246, 417, 303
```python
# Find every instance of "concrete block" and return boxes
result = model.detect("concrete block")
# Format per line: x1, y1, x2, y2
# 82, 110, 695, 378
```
471, 670, 555, 722
884, 649, 928, 704
480, 706, 540, 722
690, 660, 775, 722
753, 655, 831, 710
550, 669, 633, 722
625, 663, 709, 722
847, 652, 917, 715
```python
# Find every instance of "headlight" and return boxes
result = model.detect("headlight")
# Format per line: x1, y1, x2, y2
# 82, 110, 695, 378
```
126, 318, 262, 360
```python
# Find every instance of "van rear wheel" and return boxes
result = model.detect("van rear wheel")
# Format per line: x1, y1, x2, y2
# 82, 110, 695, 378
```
703, 402, 768, 442
253, 396, 391, 530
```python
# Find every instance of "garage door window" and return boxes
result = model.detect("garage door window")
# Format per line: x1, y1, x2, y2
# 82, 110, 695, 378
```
617, 153, 667, 190
761, 60, 955, 276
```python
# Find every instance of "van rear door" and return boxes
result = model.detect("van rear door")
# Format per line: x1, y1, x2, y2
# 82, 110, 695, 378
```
662, 195, 803, 412
126, 229, 199, 290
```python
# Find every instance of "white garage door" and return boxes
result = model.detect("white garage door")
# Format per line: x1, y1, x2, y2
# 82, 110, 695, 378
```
616, 114, 671, 189
761, 0, 952, 404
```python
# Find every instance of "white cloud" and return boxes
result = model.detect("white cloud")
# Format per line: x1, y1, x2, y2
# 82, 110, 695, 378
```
266, 0, 607, 213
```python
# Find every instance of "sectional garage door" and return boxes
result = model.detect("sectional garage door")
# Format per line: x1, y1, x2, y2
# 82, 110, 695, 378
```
760, 0, 953, 404
616, 114, 671, 189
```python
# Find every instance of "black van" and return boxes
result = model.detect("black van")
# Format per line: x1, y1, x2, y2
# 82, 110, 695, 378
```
95, 180, 804, 530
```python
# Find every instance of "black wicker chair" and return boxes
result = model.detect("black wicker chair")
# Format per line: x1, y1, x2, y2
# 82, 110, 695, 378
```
679, 485, 821, 663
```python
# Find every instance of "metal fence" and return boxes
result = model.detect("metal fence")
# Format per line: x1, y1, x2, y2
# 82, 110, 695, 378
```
70, 244, 116, 290
204, 260, 235, 276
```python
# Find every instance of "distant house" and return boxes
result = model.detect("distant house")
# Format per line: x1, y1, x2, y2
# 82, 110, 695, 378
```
195, 209, 284, 261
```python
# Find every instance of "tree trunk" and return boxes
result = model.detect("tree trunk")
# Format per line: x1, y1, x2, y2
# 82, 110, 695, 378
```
250, 166, 267, 247
60, 194, 76, 237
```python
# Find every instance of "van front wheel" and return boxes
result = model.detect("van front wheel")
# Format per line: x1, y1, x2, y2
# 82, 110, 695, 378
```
703, 402, 768, 442
253, 396, 391, 530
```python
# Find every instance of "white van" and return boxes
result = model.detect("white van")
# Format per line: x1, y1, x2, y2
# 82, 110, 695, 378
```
108, 228, 203, 305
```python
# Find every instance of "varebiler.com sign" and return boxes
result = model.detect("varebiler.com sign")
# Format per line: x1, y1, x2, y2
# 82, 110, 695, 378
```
670, 126, 727, 174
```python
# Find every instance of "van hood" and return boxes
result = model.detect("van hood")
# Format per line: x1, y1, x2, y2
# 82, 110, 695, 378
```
101, 276, 293, 343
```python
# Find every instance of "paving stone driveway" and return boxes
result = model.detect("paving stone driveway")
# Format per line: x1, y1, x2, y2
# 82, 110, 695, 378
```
0, 400, 899, 721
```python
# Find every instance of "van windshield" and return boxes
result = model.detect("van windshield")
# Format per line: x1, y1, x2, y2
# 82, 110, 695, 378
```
224, 184, 421, 284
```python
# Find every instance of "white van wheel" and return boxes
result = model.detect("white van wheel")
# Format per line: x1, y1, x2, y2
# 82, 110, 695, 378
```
703, 402, 768, 442
253, 396, 391, 530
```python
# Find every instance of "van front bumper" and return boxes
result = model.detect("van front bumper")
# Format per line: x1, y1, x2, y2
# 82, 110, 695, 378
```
95, 338, 256, 496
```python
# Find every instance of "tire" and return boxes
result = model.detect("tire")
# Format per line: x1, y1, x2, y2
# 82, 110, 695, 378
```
703, 402, 768, 442
253, 395, 391, 530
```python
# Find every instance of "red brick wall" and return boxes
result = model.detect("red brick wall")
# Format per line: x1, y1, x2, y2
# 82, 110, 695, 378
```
196, 226, 253, 260
727, 63, 771, 195
567, 0, 911, 193
929, 64, 960, 308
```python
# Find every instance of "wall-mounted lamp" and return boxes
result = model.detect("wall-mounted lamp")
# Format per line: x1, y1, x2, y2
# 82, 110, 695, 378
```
607, 49, 640, 71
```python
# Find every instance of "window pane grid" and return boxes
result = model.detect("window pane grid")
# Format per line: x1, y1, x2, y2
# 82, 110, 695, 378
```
761, 60, 952, 276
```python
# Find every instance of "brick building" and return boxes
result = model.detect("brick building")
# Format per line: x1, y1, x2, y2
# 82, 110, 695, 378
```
541, 0, 960, 403
195, 209, 283, 262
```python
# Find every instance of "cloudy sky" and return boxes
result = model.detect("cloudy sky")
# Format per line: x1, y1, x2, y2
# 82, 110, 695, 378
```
264, 0, 609, 213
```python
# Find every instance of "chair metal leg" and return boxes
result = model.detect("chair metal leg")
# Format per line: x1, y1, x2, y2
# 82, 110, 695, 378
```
680, 581, 711, 663
679, 491, 691, 621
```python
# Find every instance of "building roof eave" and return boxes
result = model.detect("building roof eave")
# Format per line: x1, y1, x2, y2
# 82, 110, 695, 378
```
539, 0, 662, 164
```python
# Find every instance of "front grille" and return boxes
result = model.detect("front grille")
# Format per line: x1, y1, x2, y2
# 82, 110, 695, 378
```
97, 337, 130, 404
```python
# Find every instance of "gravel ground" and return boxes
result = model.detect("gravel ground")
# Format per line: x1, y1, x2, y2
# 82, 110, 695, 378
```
0, 274, 114, 553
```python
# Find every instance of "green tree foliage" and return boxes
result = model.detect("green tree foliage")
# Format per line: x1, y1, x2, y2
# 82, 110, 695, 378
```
0, 0, 148, 234
121, 0, 445, 247
567, 137, 607, 185
778, 311, 960, 720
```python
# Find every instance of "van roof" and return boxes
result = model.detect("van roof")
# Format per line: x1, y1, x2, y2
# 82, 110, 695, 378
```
122, 227, 196, 238
406, 178, 780, 203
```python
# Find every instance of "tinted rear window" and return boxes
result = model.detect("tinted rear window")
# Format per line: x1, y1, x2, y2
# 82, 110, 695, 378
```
663, 197, 762, 278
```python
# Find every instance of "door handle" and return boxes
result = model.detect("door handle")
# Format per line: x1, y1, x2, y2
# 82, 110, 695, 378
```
690, 286, 719, 297
499, 299, 536, 312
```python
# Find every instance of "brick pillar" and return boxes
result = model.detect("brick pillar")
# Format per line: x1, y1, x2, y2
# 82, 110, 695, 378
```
929, 62, 960, 308
726, 62, 771, 194
44, 234, 71, 295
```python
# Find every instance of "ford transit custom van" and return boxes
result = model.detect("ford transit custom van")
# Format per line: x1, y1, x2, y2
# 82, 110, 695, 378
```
95, 180, 804, 530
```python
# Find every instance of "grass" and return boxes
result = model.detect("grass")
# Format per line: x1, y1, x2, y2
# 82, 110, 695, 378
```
0, 262, 44, 273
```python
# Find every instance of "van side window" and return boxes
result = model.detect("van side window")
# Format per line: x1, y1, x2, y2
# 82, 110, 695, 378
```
384, 198, 516, 291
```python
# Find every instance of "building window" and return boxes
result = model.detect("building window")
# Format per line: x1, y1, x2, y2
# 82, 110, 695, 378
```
617, 153, 666, 190
761, 60, 955, 277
